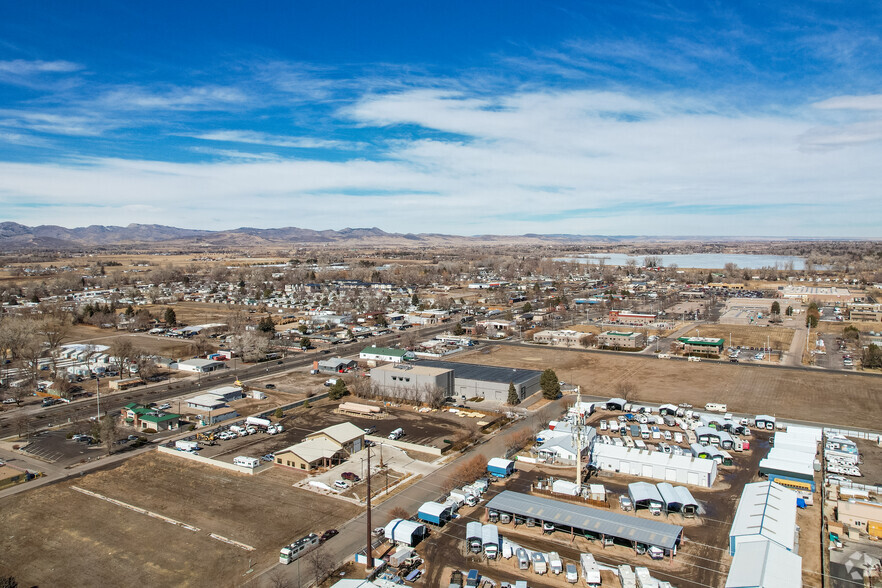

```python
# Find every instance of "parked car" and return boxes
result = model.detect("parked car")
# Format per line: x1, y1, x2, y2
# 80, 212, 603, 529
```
265, 384, 276, 389
372, 527, 385, 537
363, 426, 377, 434
157, 403, 171, 410
262, 454, 275, 462
320, 529, 339, 543
333, 480, 350, 490
341, 472, 361, 482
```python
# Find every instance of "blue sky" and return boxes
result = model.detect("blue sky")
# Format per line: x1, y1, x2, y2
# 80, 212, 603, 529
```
1, 1, 881, 237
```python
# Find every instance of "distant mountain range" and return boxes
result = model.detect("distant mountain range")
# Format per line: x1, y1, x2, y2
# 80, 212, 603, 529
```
0, 222, 637, 250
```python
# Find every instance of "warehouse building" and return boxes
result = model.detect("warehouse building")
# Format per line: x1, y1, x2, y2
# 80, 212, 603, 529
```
369, 363, 454, 402
592, 444, 718, 487
729, 481, 798, 556
318, 357, 358, 373
414, 359, 542, 404
173, 358, 226, 373
485, 490, 683, 554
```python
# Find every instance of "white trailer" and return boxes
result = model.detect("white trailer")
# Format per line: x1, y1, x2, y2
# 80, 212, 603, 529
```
547, 551, 562, 574
580, 553, 601, 587
246, 416, 272, 429
233, 456, 260, 468
618, 565, 637, 588
175, 440, 199, 452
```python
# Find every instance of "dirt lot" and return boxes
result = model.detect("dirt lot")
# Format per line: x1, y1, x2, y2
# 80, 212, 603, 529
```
835, 436, 882, 487
681, 324, 794, 352
65, 323, 202, 358
0, 451, 361, 588
450, 344, 882, 429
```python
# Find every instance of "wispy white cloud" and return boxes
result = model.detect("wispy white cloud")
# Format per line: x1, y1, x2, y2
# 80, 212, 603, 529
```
188, 130, 350, 149
1, 87, 880, 236
812, 94, 882, 111
0, 109, 108, 136
95, 85, 250, 111
0, 59, 83, 75
188, 146, 282, 161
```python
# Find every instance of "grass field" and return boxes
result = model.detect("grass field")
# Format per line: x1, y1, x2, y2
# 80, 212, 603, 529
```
681, 324, 795, 351
452, 344, 882, 429
0, 452, 362, 587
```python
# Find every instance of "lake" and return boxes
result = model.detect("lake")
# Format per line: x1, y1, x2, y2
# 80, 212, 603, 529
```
555, 253, 810, 270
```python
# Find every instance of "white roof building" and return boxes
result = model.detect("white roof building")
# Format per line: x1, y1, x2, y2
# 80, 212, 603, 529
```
592, 444, 717, 488
186, 393, 228, 411
729, 481, 798, 556
725, 539, 802, 588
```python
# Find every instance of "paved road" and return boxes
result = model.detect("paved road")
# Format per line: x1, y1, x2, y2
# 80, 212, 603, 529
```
253, 398, 567, 587
0, 323, 451, 436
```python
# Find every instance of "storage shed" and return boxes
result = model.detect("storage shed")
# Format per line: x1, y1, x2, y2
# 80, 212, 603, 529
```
725, 539, 803, 588
628, 482, 664, 514
592, 444, 717, 487
417, 502, 453, 526
384, 519, 427, 547
487, 457, 515, 478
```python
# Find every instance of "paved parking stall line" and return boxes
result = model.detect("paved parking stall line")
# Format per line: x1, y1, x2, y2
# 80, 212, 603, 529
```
71, 486, 202, 532
208, 533, 255, 551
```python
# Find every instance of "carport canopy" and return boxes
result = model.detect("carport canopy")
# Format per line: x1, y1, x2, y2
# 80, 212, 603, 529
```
606, 397, 627, 411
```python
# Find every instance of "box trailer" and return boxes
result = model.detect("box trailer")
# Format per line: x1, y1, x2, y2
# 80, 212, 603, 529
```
233, 456, 260, 468
547, 551, 562, 574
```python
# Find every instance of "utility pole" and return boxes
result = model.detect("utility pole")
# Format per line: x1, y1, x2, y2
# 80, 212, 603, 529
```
365, 443, 373, 573
96, 376, 101, 419
574, 388, 583, 495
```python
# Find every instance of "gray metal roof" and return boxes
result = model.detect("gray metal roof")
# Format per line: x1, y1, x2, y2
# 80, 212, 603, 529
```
655, 483, 681, 508
485, 490, 682, 549
414, 360, 541, 385
628, 482, 663, 505
675, 486, 698, 509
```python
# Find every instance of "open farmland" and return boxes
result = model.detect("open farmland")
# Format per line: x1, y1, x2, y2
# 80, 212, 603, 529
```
681, 323, 795, 351
0, 452, 361, 588
452, 344, 882, 429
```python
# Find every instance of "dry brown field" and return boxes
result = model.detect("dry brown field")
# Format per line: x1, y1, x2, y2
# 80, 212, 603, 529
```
452, 344, 882, 429
0, 452, 361, 588
681, 324, 795, 350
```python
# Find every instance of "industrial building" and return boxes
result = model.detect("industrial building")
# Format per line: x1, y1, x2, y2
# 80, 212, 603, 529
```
592, 444, 718, 487
758, 426, 820, 491
485, 491, 683, 554
608, 311, 657, 326
532, 329, 585, 346
413, 359, 542, 404
369, 363, 454, 402
173, 358, 226, 373
317, 357, 358, 373
729, 481, 798, 556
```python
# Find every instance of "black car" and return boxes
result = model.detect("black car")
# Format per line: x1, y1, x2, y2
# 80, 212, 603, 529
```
265, 384, 276, 389
320, 529, 339, 543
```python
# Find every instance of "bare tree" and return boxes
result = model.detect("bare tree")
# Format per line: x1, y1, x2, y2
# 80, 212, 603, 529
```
614, 380, 636, 402
110, 337, 137, 378
100, 415, 118, 454
307, 545, 335, 586
266, 569, 291, 588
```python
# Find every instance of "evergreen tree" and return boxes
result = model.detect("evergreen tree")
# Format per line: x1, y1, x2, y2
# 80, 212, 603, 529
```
507, 381, 520, 405
164, 307, 177, 326
540, 369, 560, 400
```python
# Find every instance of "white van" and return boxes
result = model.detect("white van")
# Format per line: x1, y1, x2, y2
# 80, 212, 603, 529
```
233, 456, 260, 468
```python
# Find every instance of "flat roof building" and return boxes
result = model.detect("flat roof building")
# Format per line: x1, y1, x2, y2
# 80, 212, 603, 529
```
174, 358, 226, 373
677, 337, 725, 355
359, 346, 413, 364
415, 359, 542, 404
369, 363, 454, 403
592, 443, 718, 488
598, 331, 645, 350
